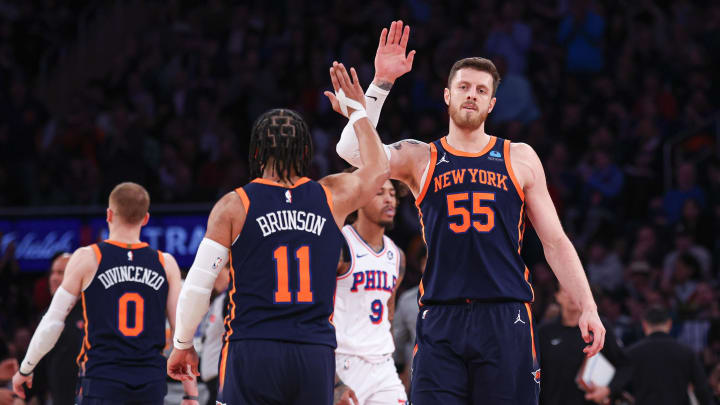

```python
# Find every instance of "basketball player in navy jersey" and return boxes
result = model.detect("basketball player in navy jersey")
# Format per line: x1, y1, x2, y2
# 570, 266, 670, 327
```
12, 182, 198, 404
335, 21, 606, 404
167, 62, 389, 405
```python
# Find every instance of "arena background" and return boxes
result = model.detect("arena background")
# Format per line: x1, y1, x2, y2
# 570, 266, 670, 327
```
0, 0, 718, 403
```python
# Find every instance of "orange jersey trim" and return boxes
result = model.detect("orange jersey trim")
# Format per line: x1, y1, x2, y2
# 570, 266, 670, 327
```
251, 177, 311, 188
219, 252, 236, 391
320, 184, 335, 217
524, 302, 537, 362
104, 240, 149, 249
76, 292, 91, 373
503, 140, 525, 201
90, 244, 102, 264
157, 250, 166, 268
234, 187, 250, 213
517, 202, 534, 301
414, 143, 438, 207
441, 136, 496, 158
418, 279, 425, 307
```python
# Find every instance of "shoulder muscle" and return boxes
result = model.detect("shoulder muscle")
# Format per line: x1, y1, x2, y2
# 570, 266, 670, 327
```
387, 139, 431, 194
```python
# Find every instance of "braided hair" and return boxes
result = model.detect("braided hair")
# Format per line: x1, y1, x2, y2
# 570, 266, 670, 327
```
249, 109, 313, 182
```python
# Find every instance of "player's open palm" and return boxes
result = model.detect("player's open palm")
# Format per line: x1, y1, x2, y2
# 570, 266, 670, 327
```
324, 62, 366, 118
579, 309, 606, 358
374, 20, 416, 84
167, 347, 200, 381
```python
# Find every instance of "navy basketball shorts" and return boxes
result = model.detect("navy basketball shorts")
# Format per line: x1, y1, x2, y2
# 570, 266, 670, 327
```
410, 301, 540, 405
217, 339, 335, 405
76, 378, 166, 405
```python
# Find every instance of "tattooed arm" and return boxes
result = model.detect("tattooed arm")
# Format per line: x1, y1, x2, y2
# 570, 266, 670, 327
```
336, 21, 429, 196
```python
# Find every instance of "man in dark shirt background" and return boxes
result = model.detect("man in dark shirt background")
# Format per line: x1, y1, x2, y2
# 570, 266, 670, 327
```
624, 306, 713, 405
28, 252, 84, 405
538, 285, 631, 404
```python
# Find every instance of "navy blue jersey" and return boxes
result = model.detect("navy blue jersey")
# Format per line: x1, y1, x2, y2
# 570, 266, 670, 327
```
223, 177, 343, 350
416, 136, 533, 304
77, 240, 168, 385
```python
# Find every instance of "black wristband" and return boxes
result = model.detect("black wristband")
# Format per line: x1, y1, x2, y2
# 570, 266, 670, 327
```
183, 395, 199, 401
334, 381, 345, 389
19, 369, 32, 377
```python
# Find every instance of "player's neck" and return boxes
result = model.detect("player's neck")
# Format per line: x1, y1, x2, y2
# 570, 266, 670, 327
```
446, 122, 491, 153
261, 165, 302, 187
352, 219, 385, 252
107, 227, 142, 244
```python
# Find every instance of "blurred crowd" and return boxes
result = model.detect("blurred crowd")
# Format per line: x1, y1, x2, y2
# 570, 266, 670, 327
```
1, 0, 719, 402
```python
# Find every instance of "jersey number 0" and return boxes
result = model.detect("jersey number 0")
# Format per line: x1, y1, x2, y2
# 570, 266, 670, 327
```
118, 292, 144, 337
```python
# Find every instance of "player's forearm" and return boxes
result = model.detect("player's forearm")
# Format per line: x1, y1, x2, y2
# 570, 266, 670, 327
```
544, 236, 596, 311
20, 287, 77, 374
336, 83, 391, 167
174, 238, 228, 349
354, 117, 390, 186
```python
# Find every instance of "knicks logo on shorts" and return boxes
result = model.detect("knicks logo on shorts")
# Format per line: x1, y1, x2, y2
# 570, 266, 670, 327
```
531, 368, 541, 384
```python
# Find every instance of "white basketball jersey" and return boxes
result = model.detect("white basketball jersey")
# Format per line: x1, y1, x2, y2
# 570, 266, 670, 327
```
335, 225, 400, 357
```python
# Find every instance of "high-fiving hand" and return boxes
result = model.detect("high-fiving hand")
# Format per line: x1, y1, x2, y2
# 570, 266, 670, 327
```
324, 62, 366, 118
374, 20, 416, 85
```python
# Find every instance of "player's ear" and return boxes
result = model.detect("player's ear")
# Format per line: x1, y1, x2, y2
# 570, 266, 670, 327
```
141, 213, 150, 226
488, 97, 496, 113
106, 208, 113, 224
443, 88, 450, 106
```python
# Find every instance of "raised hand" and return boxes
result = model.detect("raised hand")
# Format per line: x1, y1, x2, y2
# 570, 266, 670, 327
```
374, 20, 416, 85
323, 62, 366, 118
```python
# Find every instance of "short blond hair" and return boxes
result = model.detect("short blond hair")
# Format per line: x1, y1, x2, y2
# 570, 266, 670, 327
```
109, 182, 150, 224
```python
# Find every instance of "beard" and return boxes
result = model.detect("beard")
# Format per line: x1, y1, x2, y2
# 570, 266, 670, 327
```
448, 101, 488, 131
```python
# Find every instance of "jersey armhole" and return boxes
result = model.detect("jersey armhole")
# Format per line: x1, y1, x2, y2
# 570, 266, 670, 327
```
234, 187, 250, 214
157, 250, 166, 268
503, 140, 525, 201
337, 228, 354, 280
414, 143, 438, 207
320, 184, 334, 217
90, 244, 102, 264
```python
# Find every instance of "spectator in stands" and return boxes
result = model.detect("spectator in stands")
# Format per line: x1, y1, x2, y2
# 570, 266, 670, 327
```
663, 163, 706, 225
557, 0, 605, 73
662, 227, 712, 290
586, 238, 624, 293
624, 306, 713, 405
484, 2, 532, 75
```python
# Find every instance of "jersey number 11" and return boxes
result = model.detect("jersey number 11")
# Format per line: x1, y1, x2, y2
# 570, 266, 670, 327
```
273, 245, 313, 303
